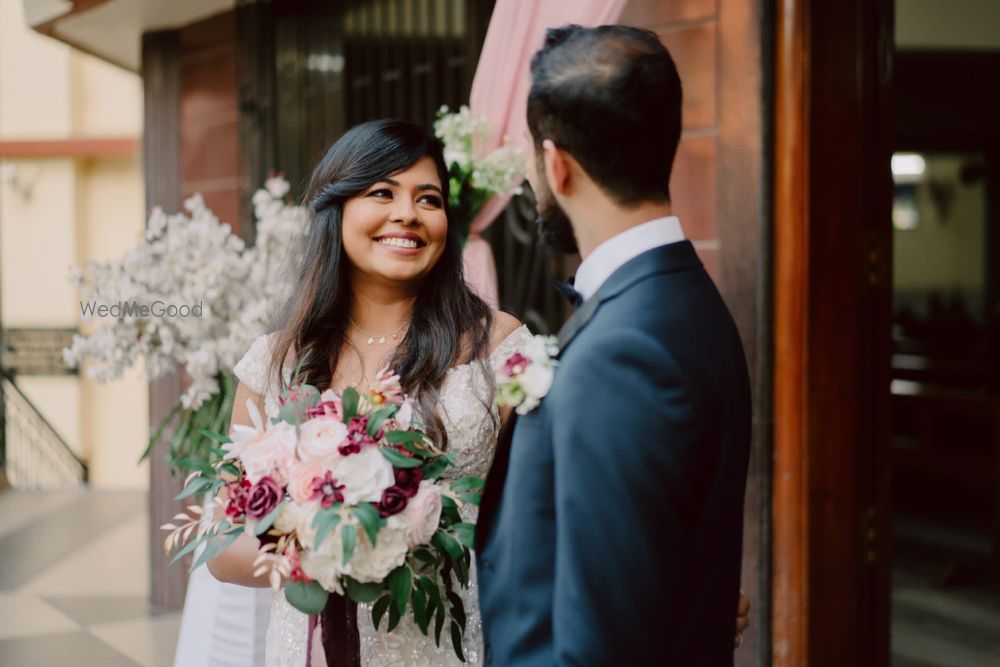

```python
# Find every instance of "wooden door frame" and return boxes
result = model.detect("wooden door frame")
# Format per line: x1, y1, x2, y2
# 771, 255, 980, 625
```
773, 0, 894, 665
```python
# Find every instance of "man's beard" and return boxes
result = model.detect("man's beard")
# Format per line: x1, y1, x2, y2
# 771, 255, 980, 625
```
532, 174, 579, 255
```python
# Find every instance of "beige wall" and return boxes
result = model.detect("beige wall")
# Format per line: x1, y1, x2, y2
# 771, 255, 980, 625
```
1, 0, 148, 489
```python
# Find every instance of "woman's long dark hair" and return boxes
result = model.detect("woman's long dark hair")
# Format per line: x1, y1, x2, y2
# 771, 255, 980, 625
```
270, 119, 494, 449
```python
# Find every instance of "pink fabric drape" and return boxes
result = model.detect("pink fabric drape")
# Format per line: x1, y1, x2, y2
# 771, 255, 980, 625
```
462, 0, 628, 309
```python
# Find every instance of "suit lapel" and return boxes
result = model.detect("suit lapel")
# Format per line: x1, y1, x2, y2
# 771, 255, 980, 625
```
558, 240, 702, 356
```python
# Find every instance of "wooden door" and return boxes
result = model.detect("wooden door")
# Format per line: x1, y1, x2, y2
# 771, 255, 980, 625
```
773, 0, 894, 664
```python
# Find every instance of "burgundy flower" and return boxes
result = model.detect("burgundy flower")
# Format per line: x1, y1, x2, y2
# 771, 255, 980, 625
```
501, 352, 532, 378
225, 478, 252, 519
394, 467, 424, 498
377, 485, 410, 517
308, 471, 345, 509
245, 476, 283, 520
340, 416, 376, 455
305, 400, 342, 420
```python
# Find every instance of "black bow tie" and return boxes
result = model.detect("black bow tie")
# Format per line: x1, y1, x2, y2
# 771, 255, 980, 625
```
554, 278, 583, 307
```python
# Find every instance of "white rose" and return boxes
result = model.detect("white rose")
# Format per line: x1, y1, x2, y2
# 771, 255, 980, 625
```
297, 417, 348, 464
346, 525, 409, 583
274, 499, 316, 540
331, 446, 395, 504
300, 551, 345, 595
240, 422, 297, 484
391, 480, 442, 547
518, 363, 554, 400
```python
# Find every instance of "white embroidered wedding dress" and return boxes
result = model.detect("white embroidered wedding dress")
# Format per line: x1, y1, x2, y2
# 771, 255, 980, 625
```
232, 326, 532, 667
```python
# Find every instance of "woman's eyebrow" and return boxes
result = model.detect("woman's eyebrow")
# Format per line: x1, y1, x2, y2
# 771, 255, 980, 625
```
381, 177, 442, 195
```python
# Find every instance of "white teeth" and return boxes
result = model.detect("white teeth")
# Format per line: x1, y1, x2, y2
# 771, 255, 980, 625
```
378, 237, 419, 249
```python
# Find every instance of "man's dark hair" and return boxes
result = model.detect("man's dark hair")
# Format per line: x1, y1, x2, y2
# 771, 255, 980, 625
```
527, 24, 682, 205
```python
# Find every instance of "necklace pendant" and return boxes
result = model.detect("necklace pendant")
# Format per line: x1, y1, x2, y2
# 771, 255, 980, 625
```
367, 336, 375, 345
378, 336, 386, 344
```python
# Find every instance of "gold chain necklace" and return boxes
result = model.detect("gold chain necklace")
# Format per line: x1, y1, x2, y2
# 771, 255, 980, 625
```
348, 317, 409, 346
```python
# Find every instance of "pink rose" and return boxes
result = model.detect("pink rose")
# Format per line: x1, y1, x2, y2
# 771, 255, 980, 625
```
394, 480, 442, 546
306, 389, 342, 420
501, 352, 532, 377
246, 476, 283, 520
287, 461, 326, 504
298, 417, 349, 464
240, 422, 297, 484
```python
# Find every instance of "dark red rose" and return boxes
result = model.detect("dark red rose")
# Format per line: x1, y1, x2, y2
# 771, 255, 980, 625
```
377, 486, 410, 517
341, 416, 375, 455
309, 471, 345, 509
245, 476, 282, 520
225, 478, 252, 519
393, 467, 424, 498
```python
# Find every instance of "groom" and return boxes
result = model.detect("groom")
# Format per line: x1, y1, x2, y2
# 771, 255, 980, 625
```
476, 25, 752, 666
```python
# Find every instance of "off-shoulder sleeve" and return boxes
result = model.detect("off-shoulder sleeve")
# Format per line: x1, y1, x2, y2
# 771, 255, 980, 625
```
488, 324, 535, 371
232, 334, 274, 396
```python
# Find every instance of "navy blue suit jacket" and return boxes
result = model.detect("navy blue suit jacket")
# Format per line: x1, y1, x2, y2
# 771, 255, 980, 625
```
476, 241, 752, 666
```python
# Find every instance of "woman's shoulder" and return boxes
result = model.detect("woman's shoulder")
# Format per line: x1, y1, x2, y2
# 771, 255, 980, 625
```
488, 310, 524, 354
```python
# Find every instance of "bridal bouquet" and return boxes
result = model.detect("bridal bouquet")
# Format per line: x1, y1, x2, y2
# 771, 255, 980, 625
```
163, 367, 483, 661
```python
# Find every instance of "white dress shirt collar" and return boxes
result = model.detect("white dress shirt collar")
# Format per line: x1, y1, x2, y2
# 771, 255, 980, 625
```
573, 216, 686, 301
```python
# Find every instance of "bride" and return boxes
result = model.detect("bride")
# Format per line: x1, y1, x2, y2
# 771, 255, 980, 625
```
208, 118, 530, 666
206, 118, 752, 665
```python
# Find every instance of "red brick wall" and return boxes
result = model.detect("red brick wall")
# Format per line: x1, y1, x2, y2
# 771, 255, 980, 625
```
178, 12, 242, 234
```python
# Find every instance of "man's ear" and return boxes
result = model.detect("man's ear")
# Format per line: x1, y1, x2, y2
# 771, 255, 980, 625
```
541, 139, 570, 195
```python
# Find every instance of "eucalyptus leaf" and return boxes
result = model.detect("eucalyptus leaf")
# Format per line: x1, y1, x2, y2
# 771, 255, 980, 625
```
412, 586, 429, 634
254, 502, 284, 536
285, 580, 329, 615
345, 577, 383, 603
197, 428, 232, 445
387, 601, 402, 632
447, 590, 467, 630
367, 406, 397, 437
174, 476, 210, 501
434, 531, 464, 562
448, 477, 485, 493
173, 457, 215, 477
421, 457, 450, 480
434, 603, 445, 646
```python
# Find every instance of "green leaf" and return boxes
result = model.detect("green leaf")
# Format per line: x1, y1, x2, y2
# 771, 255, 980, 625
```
449, 477, 485, 493
452, 523, 476, 550
190, 528, 241, 572
197, 428, 232, 445
285, 580, 329, 614
254, 502, 284, 536
384, 429, 424, 444
454, 554, 469, 588
387, 565, 412, 616
218, 463, 240, 479
367, 406, 397, 437
412, 548, 437, 567
342, 524, 357, 565
402, 440, 434, 458
387, 600, 402, 632
380, 447, 422, 469
169, 532, 206, 564
441, 495, 457, 511
312, 509, 342, 550
418, 575, 444, 612
353, 503, 381, 547
174, 476, 210, 501
412, 586, 429, 634
345, 577, 383, 603
447, 590, 467, 630
434, 603, 446, 646
372, 595, 392, 631
141, 403, 181, 463
342, 387, 359, 420
457, 491, 482, 506
421, 457, 450, 480
450, 620, 467, 663
434, 531, 464, 562
174, 457, 215, 477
